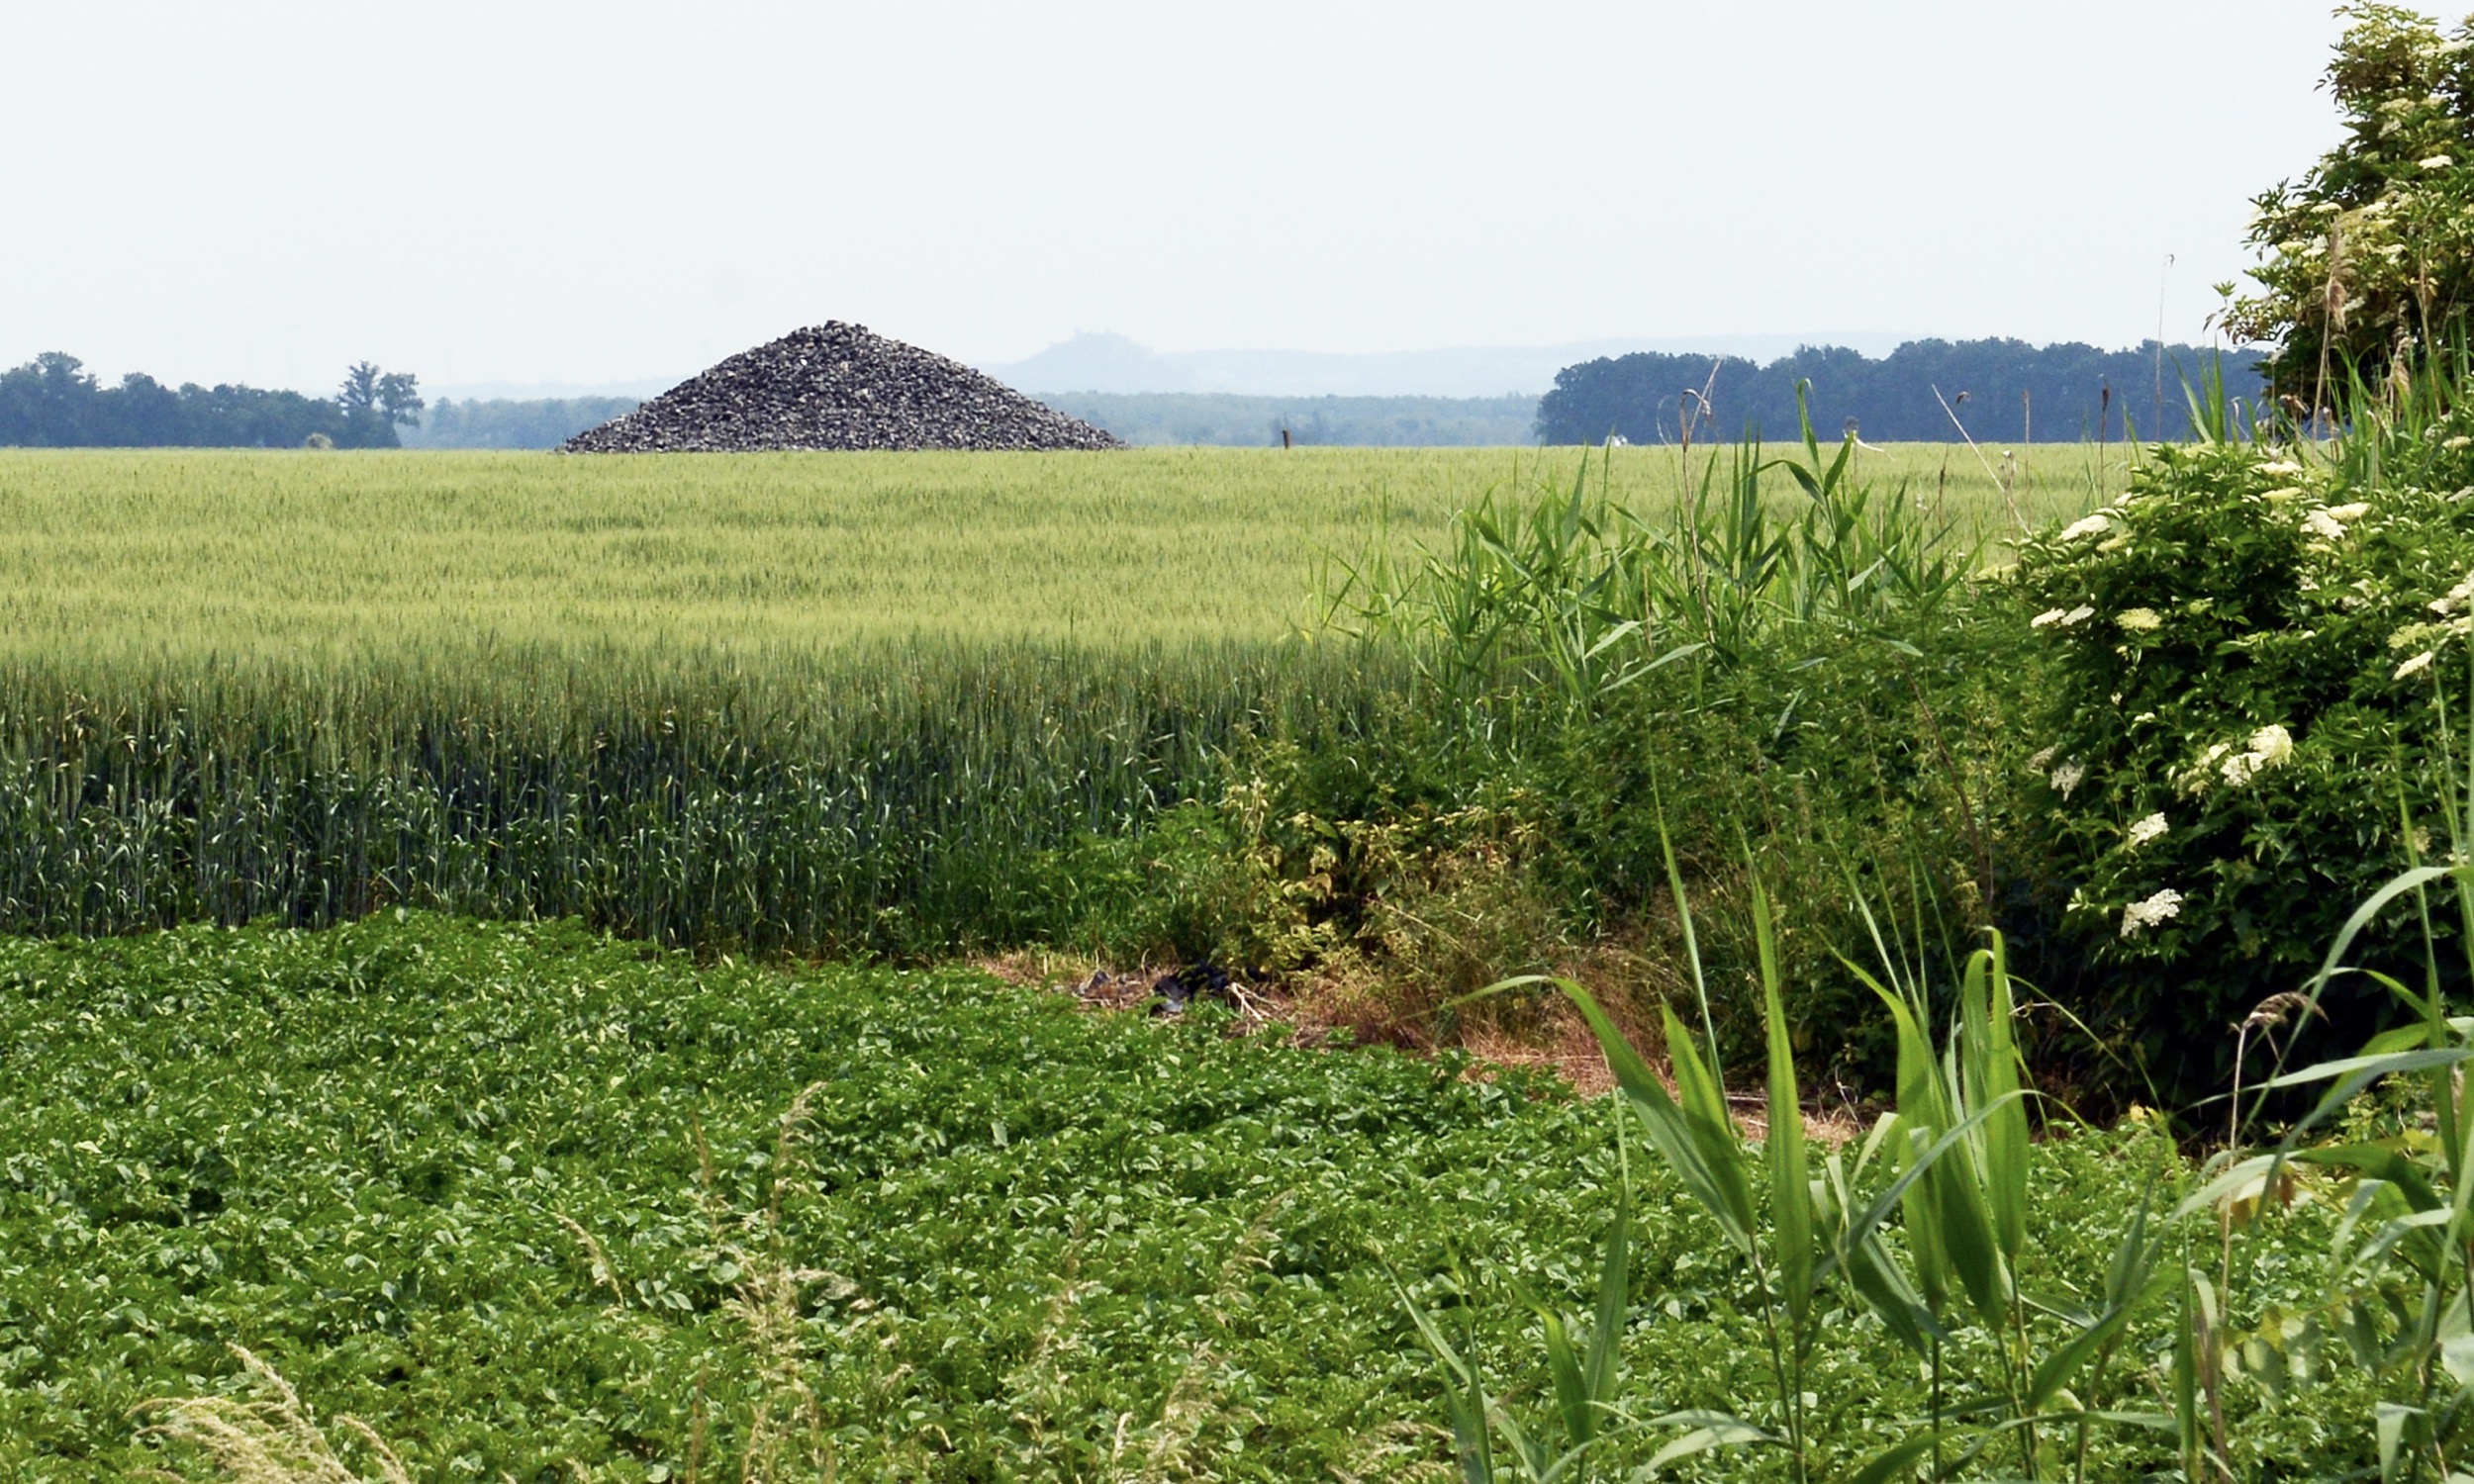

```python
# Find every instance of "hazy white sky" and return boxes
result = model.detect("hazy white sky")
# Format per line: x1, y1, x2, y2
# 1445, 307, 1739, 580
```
5, 1, 2350, 393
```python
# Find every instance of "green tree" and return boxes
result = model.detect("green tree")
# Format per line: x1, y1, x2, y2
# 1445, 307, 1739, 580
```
2223, 4, 2474, 405
335, 361, 424, 448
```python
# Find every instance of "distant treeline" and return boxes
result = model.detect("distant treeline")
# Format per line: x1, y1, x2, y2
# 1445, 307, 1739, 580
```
0, 353, 422, 448
1033, 392, 1540, 447
401, 397, 641, 450
1537, 338, 2270, 445
4, 341, 2277, 451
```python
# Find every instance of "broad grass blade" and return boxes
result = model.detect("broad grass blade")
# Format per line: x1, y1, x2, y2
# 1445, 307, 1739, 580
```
1843, 1231, 1942, 1360
1550, 976, 1755, 1255
2291, 1145, 2445, 1213
1753, 874, 1814, 1325
1392, 1271, 1496, 1484
1965, 937, 2030, 1265
1542, 1310, 1591, 1447
1644, 1411, 1774, 1473
1587, 1174, 1631, 1411
1849, 1434, 1938, 1484
1659, 1000, 1758, 1246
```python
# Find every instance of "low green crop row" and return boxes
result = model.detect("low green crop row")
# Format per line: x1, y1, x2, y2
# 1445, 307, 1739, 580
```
0, 913, 2363, 1482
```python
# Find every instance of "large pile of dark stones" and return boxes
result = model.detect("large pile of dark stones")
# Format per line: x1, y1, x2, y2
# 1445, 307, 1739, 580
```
562, 323, 1123, 453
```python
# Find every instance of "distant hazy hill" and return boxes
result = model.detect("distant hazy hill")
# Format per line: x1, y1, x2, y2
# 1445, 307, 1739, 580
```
987, 330, 1912, 399
1032, 392, 1539, 447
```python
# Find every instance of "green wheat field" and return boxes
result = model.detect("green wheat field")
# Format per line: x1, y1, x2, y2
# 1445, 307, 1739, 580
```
0, 444, 2089, 678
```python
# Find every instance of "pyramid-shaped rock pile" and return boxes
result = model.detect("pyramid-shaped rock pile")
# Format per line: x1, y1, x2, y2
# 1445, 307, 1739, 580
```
562, 323, 1123, 453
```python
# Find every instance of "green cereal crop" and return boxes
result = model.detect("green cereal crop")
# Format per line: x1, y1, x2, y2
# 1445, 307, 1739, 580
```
0, 445, 2074, 682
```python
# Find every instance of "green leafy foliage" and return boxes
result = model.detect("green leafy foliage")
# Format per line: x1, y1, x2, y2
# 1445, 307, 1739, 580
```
2222, 4, 2474, 401
0, 440, 2079, 1071
0, 912, 1599, 1480
0, 911, 2370, 1482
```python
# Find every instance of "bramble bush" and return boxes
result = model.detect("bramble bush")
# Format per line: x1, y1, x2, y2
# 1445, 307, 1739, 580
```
2013, 397, 2474, 1095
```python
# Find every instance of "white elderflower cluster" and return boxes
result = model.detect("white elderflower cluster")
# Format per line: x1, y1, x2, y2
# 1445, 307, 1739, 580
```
2127, 812, 2169, 849
2299, 501, 2372, 544
2425, 154, 2457, 169
2182, 743, 2232, 793
2049, 760, 2086, 798
2399, 649, 2438, 680
2032, 604, 2096, 629
2059, 513, 2112, 542
2429, 571, 2474, 614
2121, 887, 2184, 938
2115, 607, 2162, 632
2225, 723, 2295, 785
2178, 724, 2296, 793
2026, 743, 2059, 770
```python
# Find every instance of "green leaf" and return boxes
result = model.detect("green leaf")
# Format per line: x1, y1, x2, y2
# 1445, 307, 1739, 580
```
1753, 873, 1814, 1327
1966, 936, 2031, 1266
1661, 1001, 1758, 1244
2261, 1046, 2474, 1093
1843, 1230, 1944, 1360
2171, 1153, 2288, 1224
1644, 1411, 1775, 1472
1392, 1268, 1495, 1484
1836, 1093, 2028, 1322
1542, 1310, 1591, 1447
2027, 1302, 2138, 1413
1546, 976, 1755, 1254
1848, 1433, 1939, 1484
1587, 1175, 1631, 1409
2379, 1401, 2421, 1484
2291, 1144, 2445, 1212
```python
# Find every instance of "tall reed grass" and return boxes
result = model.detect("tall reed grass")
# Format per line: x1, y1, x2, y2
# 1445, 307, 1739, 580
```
1323, 408, 1986, 709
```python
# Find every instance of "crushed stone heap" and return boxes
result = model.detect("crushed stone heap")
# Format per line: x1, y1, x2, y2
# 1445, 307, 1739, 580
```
562, 323, 1123, 453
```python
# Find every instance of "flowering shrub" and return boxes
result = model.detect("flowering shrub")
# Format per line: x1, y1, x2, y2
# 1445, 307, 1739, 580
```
2013, 417, 2474, 1090
2223, 4, 2474, 399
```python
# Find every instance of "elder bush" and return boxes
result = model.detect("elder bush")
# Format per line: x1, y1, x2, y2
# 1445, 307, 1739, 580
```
2013, 402, 2474, 1094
